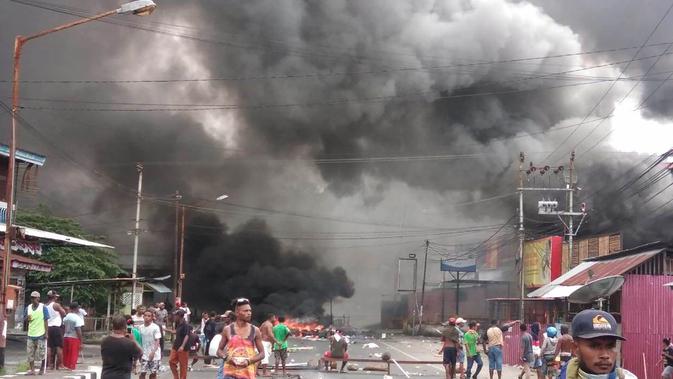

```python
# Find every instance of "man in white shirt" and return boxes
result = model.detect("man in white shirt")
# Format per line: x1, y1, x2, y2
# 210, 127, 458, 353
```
138, 309, 162, 379
45, 290, 65, 370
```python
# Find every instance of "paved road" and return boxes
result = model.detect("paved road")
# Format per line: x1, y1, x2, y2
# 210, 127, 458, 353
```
0, 335, 523, 379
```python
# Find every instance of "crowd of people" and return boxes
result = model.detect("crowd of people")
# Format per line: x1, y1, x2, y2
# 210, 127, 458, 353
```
23, 290, 86, 375
438, 309, 639, 379
91, 298, 296, 379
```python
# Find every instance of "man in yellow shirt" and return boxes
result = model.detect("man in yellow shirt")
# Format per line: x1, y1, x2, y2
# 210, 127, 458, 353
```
24, 291, 49, 375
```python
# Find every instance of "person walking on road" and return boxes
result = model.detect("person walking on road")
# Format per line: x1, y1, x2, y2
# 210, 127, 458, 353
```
440, 317, 461, 379
464, 321, 483, 379
101, 315, 142, 379
519, 323, 534, 379
62, 302, 84, 370
558, 309, 636, 379
540, 326, 559, 379
217, 298, 265, 379
259, 313, 277, 376
138, 309, 162, 379
169, 309, 191, 379
25, 291, 49, 375
272, 316, 291, 376
555, 325, 574, 367
45, 290, 65, 370
483, 320, 518, 379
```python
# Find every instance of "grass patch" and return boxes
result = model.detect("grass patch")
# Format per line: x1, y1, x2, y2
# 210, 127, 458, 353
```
13, 361, 29, 374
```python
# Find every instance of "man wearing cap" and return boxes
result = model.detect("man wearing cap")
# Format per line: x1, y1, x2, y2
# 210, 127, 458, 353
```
45, 290, 65, 370
24, 291, 49, 375
559, 309, 636, 379
440, 317, 461, 379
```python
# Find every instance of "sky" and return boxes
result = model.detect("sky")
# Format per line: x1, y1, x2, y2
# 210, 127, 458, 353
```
1, 0, 673, 326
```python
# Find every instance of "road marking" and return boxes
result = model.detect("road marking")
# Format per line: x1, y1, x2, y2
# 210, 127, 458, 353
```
379, 341, 444, 374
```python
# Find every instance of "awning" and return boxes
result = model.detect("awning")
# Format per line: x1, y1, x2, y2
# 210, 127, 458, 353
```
144, 282, 172, 294
529, 249, 662, 298
0, 224, 114, 249
0, 144, 46, 166
0, 253, 52, 272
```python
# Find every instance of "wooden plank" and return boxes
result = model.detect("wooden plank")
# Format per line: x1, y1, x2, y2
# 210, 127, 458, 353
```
588, 237, 599, 258
598, 236, 610, 256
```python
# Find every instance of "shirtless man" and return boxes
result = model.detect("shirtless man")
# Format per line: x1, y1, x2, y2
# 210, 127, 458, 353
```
259, 314, 278, 376
439, 318, 461, 379
555, 325, 575, 367
217, 298, 265, 379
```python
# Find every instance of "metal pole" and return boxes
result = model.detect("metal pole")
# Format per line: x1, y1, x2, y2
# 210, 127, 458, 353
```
456, 273, 461, 315
106, 292, 111, 330
411, 257, 417, 336
130, 163, 143, 309
440, 271, 446, 321
419, 240, 429, 330
518, 152, 525, 321
70, 285, 74, 303
173, 191, 181, 302
568, 152, 575, 265
177, 205, 185, 299
329, 297, 334, 326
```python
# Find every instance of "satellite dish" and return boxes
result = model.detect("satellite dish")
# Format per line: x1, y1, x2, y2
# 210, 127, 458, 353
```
568, 275, 624, 309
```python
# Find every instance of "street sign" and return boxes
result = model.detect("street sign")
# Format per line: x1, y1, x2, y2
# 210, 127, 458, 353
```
440, 258, 476, 272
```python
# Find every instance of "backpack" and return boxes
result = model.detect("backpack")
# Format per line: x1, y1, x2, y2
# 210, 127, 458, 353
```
188, 331, 201, 352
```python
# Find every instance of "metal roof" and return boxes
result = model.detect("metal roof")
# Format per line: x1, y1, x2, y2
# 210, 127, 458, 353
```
528, 248, 664, 298
144, 282, 172, 294
528, 261, 594, 298
0, 224, 114, 249
562, 249, 660, 285
0, 144, 46, 166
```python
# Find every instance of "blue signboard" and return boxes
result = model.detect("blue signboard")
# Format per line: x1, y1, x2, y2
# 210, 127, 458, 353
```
441, 258, 477, 272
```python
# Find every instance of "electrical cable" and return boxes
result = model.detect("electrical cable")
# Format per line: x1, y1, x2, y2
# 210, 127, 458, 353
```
542, 0, 673, 162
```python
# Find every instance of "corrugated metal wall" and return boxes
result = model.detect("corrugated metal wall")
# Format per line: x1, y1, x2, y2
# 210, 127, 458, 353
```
621, 274, 673, 378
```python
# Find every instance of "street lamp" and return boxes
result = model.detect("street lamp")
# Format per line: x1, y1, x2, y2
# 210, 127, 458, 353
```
175, 194, 229, 300
2, 0, 156, 318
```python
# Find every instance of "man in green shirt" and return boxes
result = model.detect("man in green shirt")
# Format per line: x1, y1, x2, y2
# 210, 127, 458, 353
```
272, 316, 291, 375
464, 321, 483, 379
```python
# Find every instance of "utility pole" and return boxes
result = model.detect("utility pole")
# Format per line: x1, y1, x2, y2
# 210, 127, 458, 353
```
130, 163, 143, 310
440, 271, 446, 321
518, 152, 525, 321
517, 151, 586, 322
419, 240, 430, 331
172, 191, 181, 303
177, 205, 185, 299
567, 152, 575, 263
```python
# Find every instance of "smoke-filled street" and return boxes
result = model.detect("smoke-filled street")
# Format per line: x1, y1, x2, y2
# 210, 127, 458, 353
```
2, 1, 673, 378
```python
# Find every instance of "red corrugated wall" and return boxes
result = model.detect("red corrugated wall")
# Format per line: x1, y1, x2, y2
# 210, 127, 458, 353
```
621, 274, 673, 378
502, 326, 522, 366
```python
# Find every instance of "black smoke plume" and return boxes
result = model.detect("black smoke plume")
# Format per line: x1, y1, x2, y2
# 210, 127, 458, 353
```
181, 214, 355, 318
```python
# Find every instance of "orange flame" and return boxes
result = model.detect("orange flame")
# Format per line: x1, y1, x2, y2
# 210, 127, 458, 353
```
282, 317, 325, 333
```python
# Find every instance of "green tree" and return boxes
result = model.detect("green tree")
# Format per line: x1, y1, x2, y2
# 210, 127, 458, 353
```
17, 208, 122, 312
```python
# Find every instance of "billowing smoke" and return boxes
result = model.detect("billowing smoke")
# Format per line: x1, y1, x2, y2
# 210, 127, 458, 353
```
182, 214, 355, 318
1, 0, 672, 325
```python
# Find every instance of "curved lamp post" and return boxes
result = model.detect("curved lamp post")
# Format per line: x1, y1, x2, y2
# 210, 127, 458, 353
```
2, 0, 156, 315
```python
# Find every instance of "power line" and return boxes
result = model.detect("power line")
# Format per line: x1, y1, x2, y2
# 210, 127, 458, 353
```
11, 0, 673, 76
543, 0, 673, 162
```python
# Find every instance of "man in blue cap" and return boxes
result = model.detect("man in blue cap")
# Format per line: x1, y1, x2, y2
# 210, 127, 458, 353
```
559, 309, 637, 379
